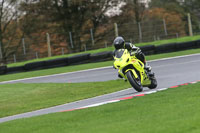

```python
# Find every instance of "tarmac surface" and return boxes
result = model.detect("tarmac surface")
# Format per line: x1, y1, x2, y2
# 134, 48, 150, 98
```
0, 53, 200, 123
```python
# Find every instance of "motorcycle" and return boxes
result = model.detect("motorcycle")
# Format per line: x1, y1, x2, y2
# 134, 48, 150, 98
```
113, 49, 157, 92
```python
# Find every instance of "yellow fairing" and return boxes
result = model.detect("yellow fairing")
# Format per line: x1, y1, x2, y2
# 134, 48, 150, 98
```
113, 49, 151, 86
131, 58, 145, 84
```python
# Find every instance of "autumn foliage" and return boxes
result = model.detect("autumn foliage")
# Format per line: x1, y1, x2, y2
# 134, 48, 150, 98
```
146, 8, 186, 36
0, 1, 191, 64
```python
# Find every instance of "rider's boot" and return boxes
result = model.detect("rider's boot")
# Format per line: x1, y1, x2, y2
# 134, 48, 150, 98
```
144, 63, 154, 77
144, 63, 151, 72
118, 74, 123, 78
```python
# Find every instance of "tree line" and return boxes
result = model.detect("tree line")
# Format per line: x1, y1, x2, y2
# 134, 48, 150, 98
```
0, 0, 200, 64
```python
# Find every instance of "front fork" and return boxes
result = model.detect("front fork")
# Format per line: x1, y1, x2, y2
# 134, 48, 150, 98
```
118, 69, 139, 80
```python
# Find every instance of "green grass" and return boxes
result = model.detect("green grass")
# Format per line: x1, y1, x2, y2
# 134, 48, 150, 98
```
138, 34, 200, 47
0, 48, 200, 82
7, 35, 200, 67
0, 80, 131, 118
145, 48, 200, 61
0, 82, 200, 133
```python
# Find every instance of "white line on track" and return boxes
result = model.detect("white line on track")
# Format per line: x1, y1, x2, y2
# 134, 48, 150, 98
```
62, 88, 170, 112
82, 100, 120, 108
1, 53, 200, 84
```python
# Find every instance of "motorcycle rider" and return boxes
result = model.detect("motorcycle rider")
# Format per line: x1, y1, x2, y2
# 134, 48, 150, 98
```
113, 36, 153, 78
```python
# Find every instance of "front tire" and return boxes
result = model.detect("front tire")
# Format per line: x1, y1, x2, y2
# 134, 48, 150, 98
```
126, 71, 143, 92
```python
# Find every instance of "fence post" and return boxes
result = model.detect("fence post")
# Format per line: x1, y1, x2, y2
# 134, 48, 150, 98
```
22, 38, 26, 55
46, 33, 52, 57
13, 54, 16, 63
176, 33, 179, 38
90, 28, 95, 46
105, 41, 108, 48
35, 52, 38, 59
153, 36, 157, 41
138, 22, 142, 42
69, 32, 74, 49
187, 13, 193, 36
163, 19, 168, 36
84, 45, 87, 51
114, 23, 119, 37
61, 48, 64, 55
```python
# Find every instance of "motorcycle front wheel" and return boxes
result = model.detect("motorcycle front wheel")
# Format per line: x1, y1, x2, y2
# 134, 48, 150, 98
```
126, 71, 143, 92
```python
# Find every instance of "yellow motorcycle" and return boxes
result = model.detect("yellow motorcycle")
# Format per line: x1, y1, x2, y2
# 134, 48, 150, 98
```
113, 49, 157, 92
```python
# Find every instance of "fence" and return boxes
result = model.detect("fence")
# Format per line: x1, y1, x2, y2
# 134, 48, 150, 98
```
1, 39, 200, 75
0, 16, 196, 64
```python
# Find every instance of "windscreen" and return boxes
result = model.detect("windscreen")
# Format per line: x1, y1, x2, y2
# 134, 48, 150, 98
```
115, 49, 125, 58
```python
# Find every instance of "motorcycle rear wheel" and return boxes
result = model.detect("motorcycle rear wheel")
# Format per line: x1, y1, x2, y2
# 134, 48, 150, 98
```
126, 71, 143, 92
148, 77, 157, 89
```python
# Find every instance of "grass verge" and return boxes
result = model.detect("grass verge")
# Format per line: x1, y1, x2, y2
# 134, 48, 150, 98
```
8, 35, 200, 67
138, 34, 200, 46
0, 80, 131, 118
0, 82, 200, 133
0, 48, 200, 82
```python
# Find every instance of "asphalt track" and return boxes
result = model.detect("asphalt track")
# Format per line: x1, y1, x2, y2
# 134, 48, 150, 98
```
0, 53, 200, 123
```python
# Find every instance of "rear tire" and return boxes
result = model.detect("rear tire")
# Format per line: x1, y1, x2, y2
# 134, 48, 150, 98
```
148, 77, 157, 89
126, 71, 143, 92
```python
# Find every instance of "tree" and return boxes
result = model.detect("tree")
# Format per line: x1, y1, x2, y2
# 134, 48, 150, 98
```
18, 0, 121, 53
19, 0, 53, 58
183, 0, 200, 13
146, 8, 186, 37
51, 0, 121, 51
0, 0, 23, 64
150, 0, 200, 34
180, 0, 200, 33
32, 0, 120, 51
110, 0, 147, 42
